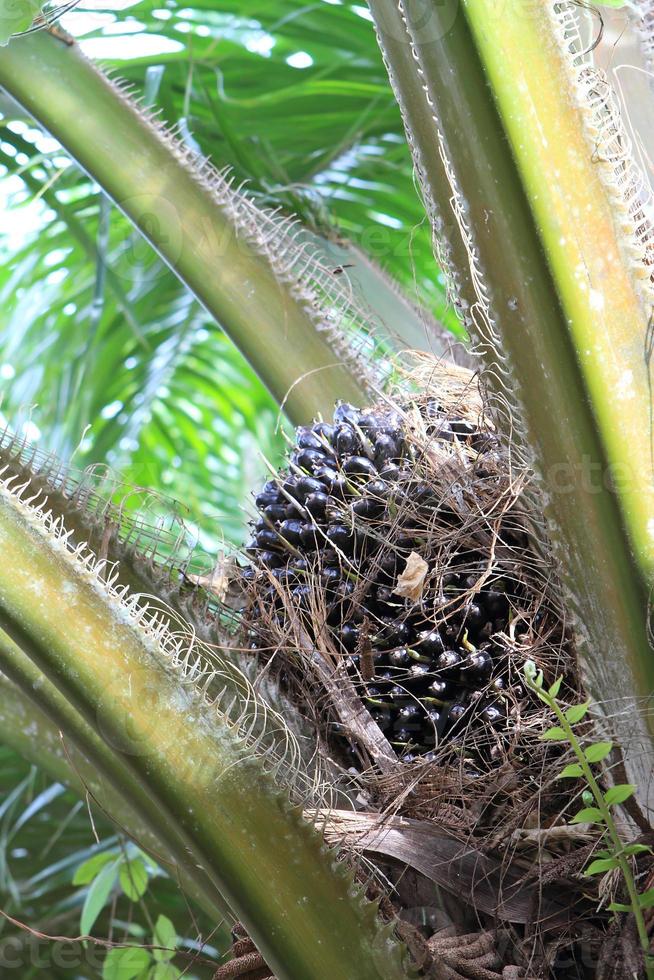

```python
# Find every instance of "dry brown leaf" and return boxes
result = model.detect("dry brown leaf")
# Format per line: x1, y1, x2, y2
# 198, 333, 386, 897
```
185, 554, 240, 603
186, 571, 229, 600
392, 551, 429, 601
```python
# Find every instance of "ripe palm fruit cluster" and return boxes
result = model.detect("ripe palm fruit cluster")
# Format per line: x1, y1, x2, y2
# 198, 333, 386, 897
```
244, 397, 549, 766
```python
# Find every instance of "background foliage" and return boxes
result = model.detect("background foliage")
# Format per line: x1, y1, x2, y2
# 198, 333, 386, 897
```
0, 0, 454, 547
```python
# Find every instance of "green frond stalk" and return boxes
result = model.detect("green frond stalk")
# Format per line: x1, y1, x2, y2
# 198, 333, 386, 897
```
0, 650, 222, 922
366, 3, 477, 329
461, 0, 654, 576
0, 480, 410, 980
0, 31, 375, 425
0, 432, 318, 759
302, 230, 467, 356
367, 0, 654, 802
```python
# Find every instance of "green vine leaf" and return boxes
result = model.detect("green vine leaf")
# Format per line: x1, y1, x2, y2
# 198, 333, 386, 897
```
584, 742, 613, 764
621, 844, 653, 857
564, 701, 590, 725
150, 965, 181, 980
585, 857, 620, 876
81, 860, 119, 935
571, 806, 604, 825
540, 725, 567, 741
638, 889, 654, 910
73, 851, 116, 886
558, 763, 584, 779
102, 946, 152, 980
608, 901, 632, 913
152, 915, 177, 963
604, 785, 636, 807
548, 676, 563, 698
119, 859, 149, 902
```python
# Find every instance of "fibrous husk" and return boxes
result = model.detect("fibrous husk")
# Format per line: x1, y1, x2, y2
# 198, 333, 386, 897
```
242, 361, 581, 833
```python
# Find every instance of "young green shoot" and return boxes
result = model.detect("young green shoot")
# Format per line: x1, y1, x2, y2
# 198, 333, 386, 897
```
523, 662, 653, 978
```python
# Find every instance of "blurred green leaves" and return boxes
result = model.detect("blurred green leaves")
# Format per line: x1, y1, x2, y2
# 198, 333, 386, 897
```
102, 947, 152, 980
0, 0, 40, 44
80, 860, 120, 935
119, 860, 148, 902
0, 747, 223, 977
99, 913, 179, 978
0, 0, 456, 548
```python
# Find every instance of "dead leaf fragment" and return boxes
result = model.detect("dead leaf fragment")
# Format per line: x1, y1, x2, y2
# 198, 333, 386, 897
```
185, 554, 240, 604
392, 551, 429, 601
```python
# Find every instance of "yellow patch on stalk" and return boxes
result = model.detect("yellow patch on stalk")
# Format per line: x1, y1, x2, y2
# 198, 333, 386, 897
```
462, 0, 654, 576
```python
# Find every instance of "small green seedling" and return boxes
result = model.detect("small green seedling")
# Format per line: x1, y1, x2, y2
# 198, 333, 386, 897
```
73, 844, 181, 977
523, 662, 654, 980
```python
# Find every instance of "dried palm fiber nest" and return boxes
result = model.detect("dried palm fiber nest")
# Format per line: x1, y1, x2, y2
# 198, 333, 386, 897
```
234, 357, 651, 977
241, 358, 579, 823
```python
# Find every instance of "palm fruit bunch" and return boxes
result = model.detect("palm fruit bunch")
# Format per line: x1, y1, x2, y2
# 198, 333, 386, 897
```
243, 396, 553, 767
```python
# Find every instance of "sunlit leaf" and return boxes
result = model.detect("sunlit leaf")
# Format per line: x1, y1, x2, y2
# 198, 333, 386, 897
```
73, 850, 117, 886
621, 844, 653, 857
539, 726, 567, 741
80, 859, 119, 935
570, 806, 604, 825
548, 676, 562, 698
557, 763, 583, 779
585, 857, 619, 876
603, 785, 635, 807
564, 701, 590, 725
150, 963, 181, 979
152, 914, 177, 963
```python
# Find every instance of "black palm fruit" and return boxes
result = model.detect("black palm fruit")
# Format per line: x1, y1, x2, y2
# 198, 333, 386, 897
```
244, 398, 549, 766
305, 491, 329, 517
335, 425, 360, 457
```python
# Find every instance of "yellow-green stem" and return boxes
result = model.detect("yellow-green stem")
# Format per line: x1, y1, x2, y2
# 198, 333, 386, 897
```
461, 0, 654, 577
532, 679, 653, 976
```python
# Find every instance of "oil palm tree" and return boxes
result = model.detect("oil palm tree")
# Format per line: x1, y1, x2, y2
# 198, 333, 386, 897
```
0, 1, 652, 978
